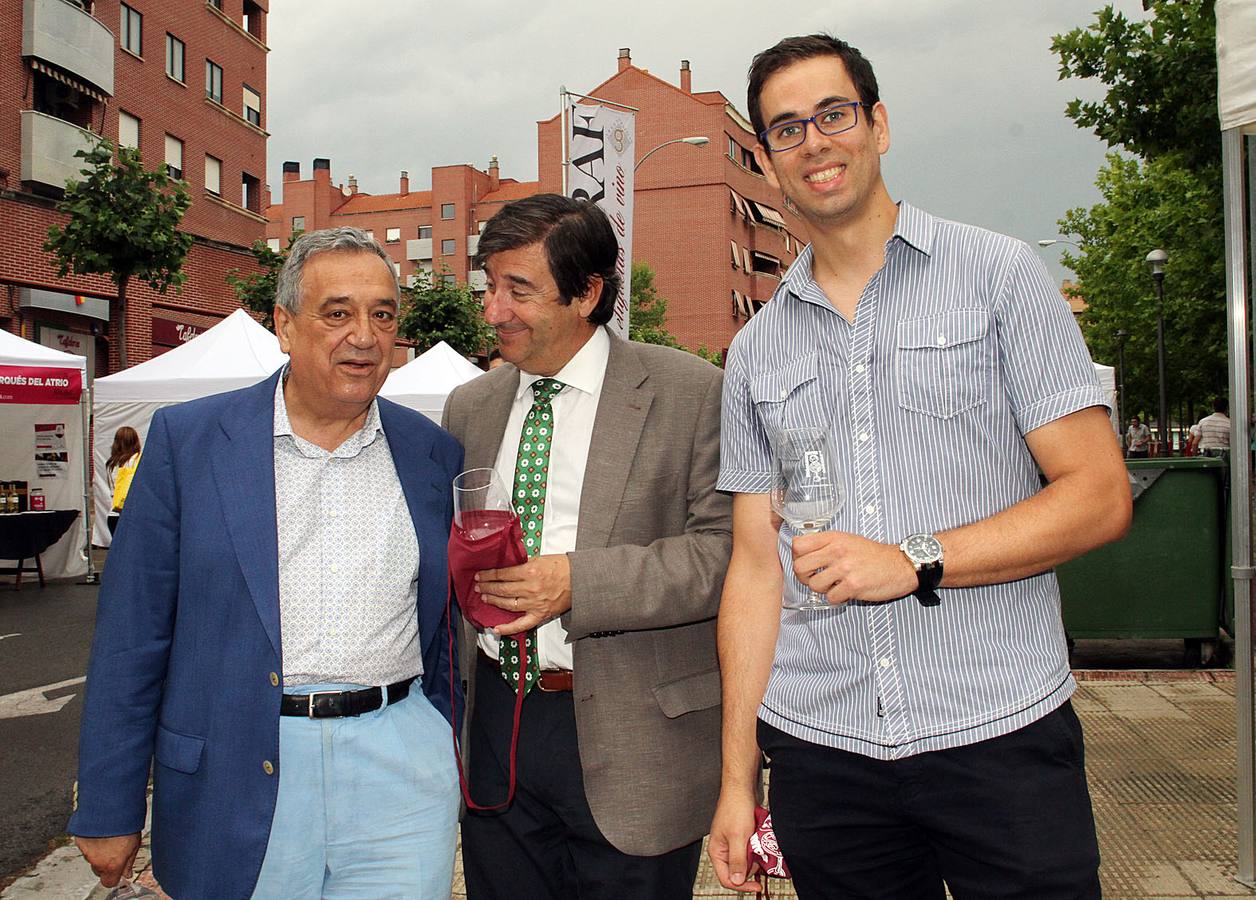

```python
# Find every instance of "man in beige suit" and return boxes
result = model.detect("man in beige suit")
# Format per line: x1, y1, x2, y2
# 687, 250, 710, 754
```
443, 194, 731, 899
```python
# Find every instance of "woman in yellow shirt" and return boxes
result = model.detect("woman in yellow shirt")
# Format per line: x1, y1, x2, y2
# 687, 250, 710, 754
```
106, 426, 142, 537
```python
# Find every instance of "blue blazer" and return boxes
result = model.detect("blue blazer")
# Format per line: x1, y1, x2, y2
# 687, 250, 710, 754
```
69, 370, 463, 900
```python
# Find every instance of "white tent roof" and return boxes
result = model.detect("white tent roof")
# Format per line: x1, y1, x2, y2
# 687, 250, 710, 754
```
1093, 362, 1115, 392
0, 328, 88, 370
380, 341, 483, 422
94, 309, 285, 402
1219, 0, 1256, 132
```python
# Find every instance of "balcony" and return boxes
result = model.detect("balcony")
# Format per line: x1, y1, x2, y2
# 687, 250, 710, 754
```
466, 233, 480, 257
21, 109, 100, 190
406, 237, 433, 261
467, 270, 487, 292
22, 0, 115, 96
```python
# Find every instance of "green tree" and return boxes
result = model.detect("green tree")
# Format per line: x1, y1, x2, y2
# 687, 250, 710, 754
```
227, 232, 302, 330
628, 261, 724, 365
44, 140, 193, 369
1052, 0, 1218, 173
399, 268, 494, 357
1060, 153, 1226, 420
1052, 1, 1224, 420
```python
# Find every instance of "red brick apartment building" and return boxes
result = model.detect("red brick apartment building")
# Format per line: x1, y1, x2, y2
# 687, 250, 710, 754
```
0, 0, 268, 375
269, 49, 807, 355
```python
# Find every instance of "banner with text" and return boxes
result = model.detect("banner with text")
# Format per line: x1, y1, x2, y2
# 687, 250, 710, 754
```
0, 365, 82, 405
566, 101, 634, 339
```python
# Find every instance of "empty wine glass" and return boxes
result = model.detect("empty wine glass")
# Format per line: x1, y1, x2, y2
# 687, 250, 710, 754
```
104, 878, 157, 899
452, 467, 518, 539
771, 427, 843, 610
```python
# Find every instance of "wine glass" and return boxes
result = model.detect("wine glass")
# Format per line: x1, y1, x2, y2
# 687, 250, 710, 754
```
770, 427, 843, 610
104, 879, 157, 899
452, 467, 518, 539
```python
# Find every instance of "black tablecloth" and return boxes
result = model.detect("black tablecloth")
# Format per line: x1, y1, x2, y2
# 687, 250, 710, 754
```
0, 510, 79, 560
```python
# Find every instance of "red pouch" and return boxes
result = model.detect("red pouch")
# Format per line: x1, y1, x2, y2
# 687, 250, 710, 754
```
447, 510, 528, 629
746, 805, 790, 897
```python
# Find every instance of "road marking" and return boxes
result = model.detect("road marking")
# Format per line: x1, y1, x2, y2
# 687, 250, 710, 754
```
0, 676, 86, 719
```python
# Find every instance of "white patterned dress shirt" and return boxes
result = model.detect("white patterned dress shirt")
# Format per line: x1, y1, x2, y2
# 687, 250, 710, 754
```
274, 376, 421, 687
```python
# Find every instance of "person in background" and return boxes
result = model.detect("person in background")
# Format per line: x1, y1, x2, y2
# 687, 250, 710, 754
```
486, 347, 507, 370
105, 426, 141, 537
1126, 415, 1151, 458
1192, 397, 1231, 457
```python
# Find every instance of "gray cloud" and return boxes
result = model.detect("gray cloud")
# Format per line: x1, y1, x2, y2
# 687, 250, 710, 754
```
266, 0, 1146, 282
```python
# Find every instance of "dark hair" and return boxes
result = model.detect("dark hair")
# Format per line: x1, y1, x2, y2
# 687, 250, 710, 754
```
1214, 396, 1229, 414
107, 426, 141, 472
747, 34, 880, 140
474, 194, 621, 326
487, 348, 502, 362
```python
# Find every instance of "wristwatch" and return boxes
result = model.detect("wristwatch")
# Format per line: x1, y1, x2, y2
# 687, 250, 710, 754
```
900, 533, 944, 607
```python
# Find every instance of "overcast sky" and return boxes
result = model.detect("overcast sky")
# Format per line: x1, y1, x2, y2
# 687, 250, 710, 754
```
265, 0, 1147, 284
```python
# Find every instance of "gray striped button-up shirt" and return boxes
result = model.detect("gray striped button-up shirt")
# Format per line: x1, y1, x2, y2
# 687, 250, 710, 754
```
718, 202, 1108, 760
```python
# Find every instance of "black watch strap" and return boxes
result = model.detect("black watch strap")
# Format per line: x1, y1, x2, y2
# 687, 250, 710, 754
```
915, 561, 943, 607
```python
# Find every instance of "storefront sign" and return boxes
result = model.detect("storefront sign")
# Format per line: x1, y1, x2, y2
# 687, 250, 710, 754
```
18, 287, 110, 322
152, 317, 207, 348
38, 327, 95, 383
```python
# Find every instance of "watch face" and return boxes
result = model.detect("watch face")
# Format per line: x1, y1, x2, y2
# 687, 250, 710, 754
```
904, 533, 942, 564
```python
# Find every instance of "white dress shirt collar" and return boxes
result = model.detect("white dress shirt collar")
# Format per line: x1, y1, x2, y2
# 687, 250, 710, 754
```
514, 326, 610, 402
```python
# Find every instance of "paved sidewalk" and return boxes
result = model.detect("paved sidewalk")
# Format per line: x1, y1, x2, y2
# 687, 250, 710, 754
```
9, 669, 1249, 899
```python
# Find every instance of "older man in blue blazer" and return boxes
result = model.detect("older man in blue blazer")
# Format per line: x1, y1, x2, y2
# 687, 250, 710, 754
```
70, 227, 464, 899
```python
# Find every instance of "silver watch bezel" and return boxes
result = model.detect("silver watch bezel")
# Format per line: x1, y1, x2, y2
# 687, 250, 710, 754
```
900, 532, 944, 569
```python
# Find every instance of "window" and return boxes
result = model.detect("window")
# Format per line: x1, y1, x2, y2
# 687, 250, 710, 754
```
164, 134, 183, 180
266, 237, 281, 252
292, 216, 305, 232
120, 4, 142, 55
440, 203, 454, 220
385, 227, 401, 243
242, 0, 263, 39
243, 86, 261, 127
118, 111, 140, 149
207, 0, 221, 7
441, 238, 456, 255
392, 262, 401, 276
205, 60, 223, 103
418, 226, 432, 239
242, 171, 260, 212
728, 135, 737, 159
442, 274, 457, 286
364, 230, 374, 241
204, 155, 221, 194
478, 220, 487, 233
165, 34, 184, 82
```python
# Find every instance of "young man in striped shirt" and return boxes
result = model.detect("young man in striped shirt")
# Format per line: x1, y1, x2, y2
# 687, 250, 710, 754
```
709, 34, 1132, 899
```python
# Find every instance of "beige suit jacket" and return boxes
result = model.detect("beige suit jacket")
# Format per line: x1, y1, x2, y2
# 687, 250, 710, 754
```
443, 332, 731, 856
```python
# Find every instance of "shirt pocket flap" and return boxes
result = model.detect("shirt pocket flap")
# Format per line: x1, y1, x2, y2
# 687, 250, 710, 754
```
749, 353, 820, 403
897, 309, 988, 350
651, 667, 721, 719
155, 723, 206, 774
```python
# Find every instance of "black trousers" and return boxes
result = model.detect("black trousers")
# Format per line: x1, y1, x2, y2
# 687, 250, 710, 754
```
759, 702, 1102, 900
461, 655, 702, 900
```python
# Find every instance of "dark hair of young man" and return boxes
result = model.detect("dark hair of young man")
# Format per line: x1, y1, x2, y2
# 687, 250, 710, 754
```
1215, 397, 1229, 415
746, 33, 881, 140
474, 193, 621, 327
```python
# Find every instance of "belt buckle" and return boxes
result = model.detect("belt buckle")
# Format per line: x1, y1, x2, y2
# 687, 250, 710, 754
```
306, 690, 339, 718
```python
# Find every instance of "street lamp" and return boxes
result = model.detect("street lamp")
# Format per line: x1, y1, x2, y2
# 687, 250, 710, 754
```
1037, 238, 1082, 249
1114, 328, 1129, 429
1144, 248, 1169, 454
635, 136, 709, 171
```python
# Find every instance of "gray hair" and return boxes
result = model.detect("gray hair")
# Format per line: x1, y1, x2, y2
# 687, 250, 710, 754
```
274, 226, 398, 315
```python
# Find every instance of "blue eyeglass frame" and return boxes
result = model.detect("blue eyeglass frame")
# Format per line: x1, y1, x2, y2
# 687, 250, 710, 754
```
759, 101, 874, 152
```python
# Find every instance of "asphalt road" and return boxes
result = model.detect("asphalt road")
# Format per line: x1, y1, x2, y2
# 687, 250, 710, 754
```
0, 579, 98, 888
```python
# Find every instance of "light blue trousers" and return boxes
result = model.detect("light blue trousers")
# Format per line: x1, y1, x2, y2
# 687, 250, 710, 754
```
251, 682, 459, 900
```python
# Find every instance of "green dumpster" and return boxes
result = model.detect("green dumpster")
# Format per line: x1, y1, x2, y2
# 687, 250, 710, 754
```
1055, 457, 1227, 665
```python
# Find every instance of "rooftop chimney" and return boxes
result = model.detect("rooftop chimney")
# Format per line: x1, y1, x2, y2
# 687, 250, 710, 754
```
312, 158, 331, 184
400, 171, 409, 195
680, 60, 692, 93
348, 174, 358, 195
488, 155, 500, 192
282, 160, 301, 182
618, 48, 631, 72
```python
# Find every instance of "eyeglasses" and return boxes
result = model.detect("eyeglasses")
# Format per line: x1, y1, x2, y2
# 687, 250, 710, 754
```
759, 101, 872, 152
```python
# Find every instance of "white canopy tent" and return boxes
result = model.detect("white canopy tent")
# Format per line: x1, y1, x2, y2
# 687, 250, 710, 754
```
0, 329, 89, 579
1217, 0, 1256, 883
92, 309, 286, 547
380, 341, 483, 423
1092, 362, 1118, 434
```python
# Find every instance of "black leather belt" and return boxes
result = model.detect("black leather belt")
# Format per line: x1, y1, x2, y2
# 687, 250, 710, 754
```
280, 677, 415, 718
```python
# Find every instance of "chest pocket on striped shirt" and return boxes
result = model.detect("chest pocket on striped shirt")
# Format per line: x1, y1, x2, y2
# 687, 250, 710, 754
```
895, 309, 990, 419
749, 353, 830, 431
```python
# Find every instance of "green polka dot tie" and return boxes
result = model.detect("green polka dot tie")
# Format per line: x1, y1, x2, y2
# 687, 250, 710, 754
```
500, 377, 564, 695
